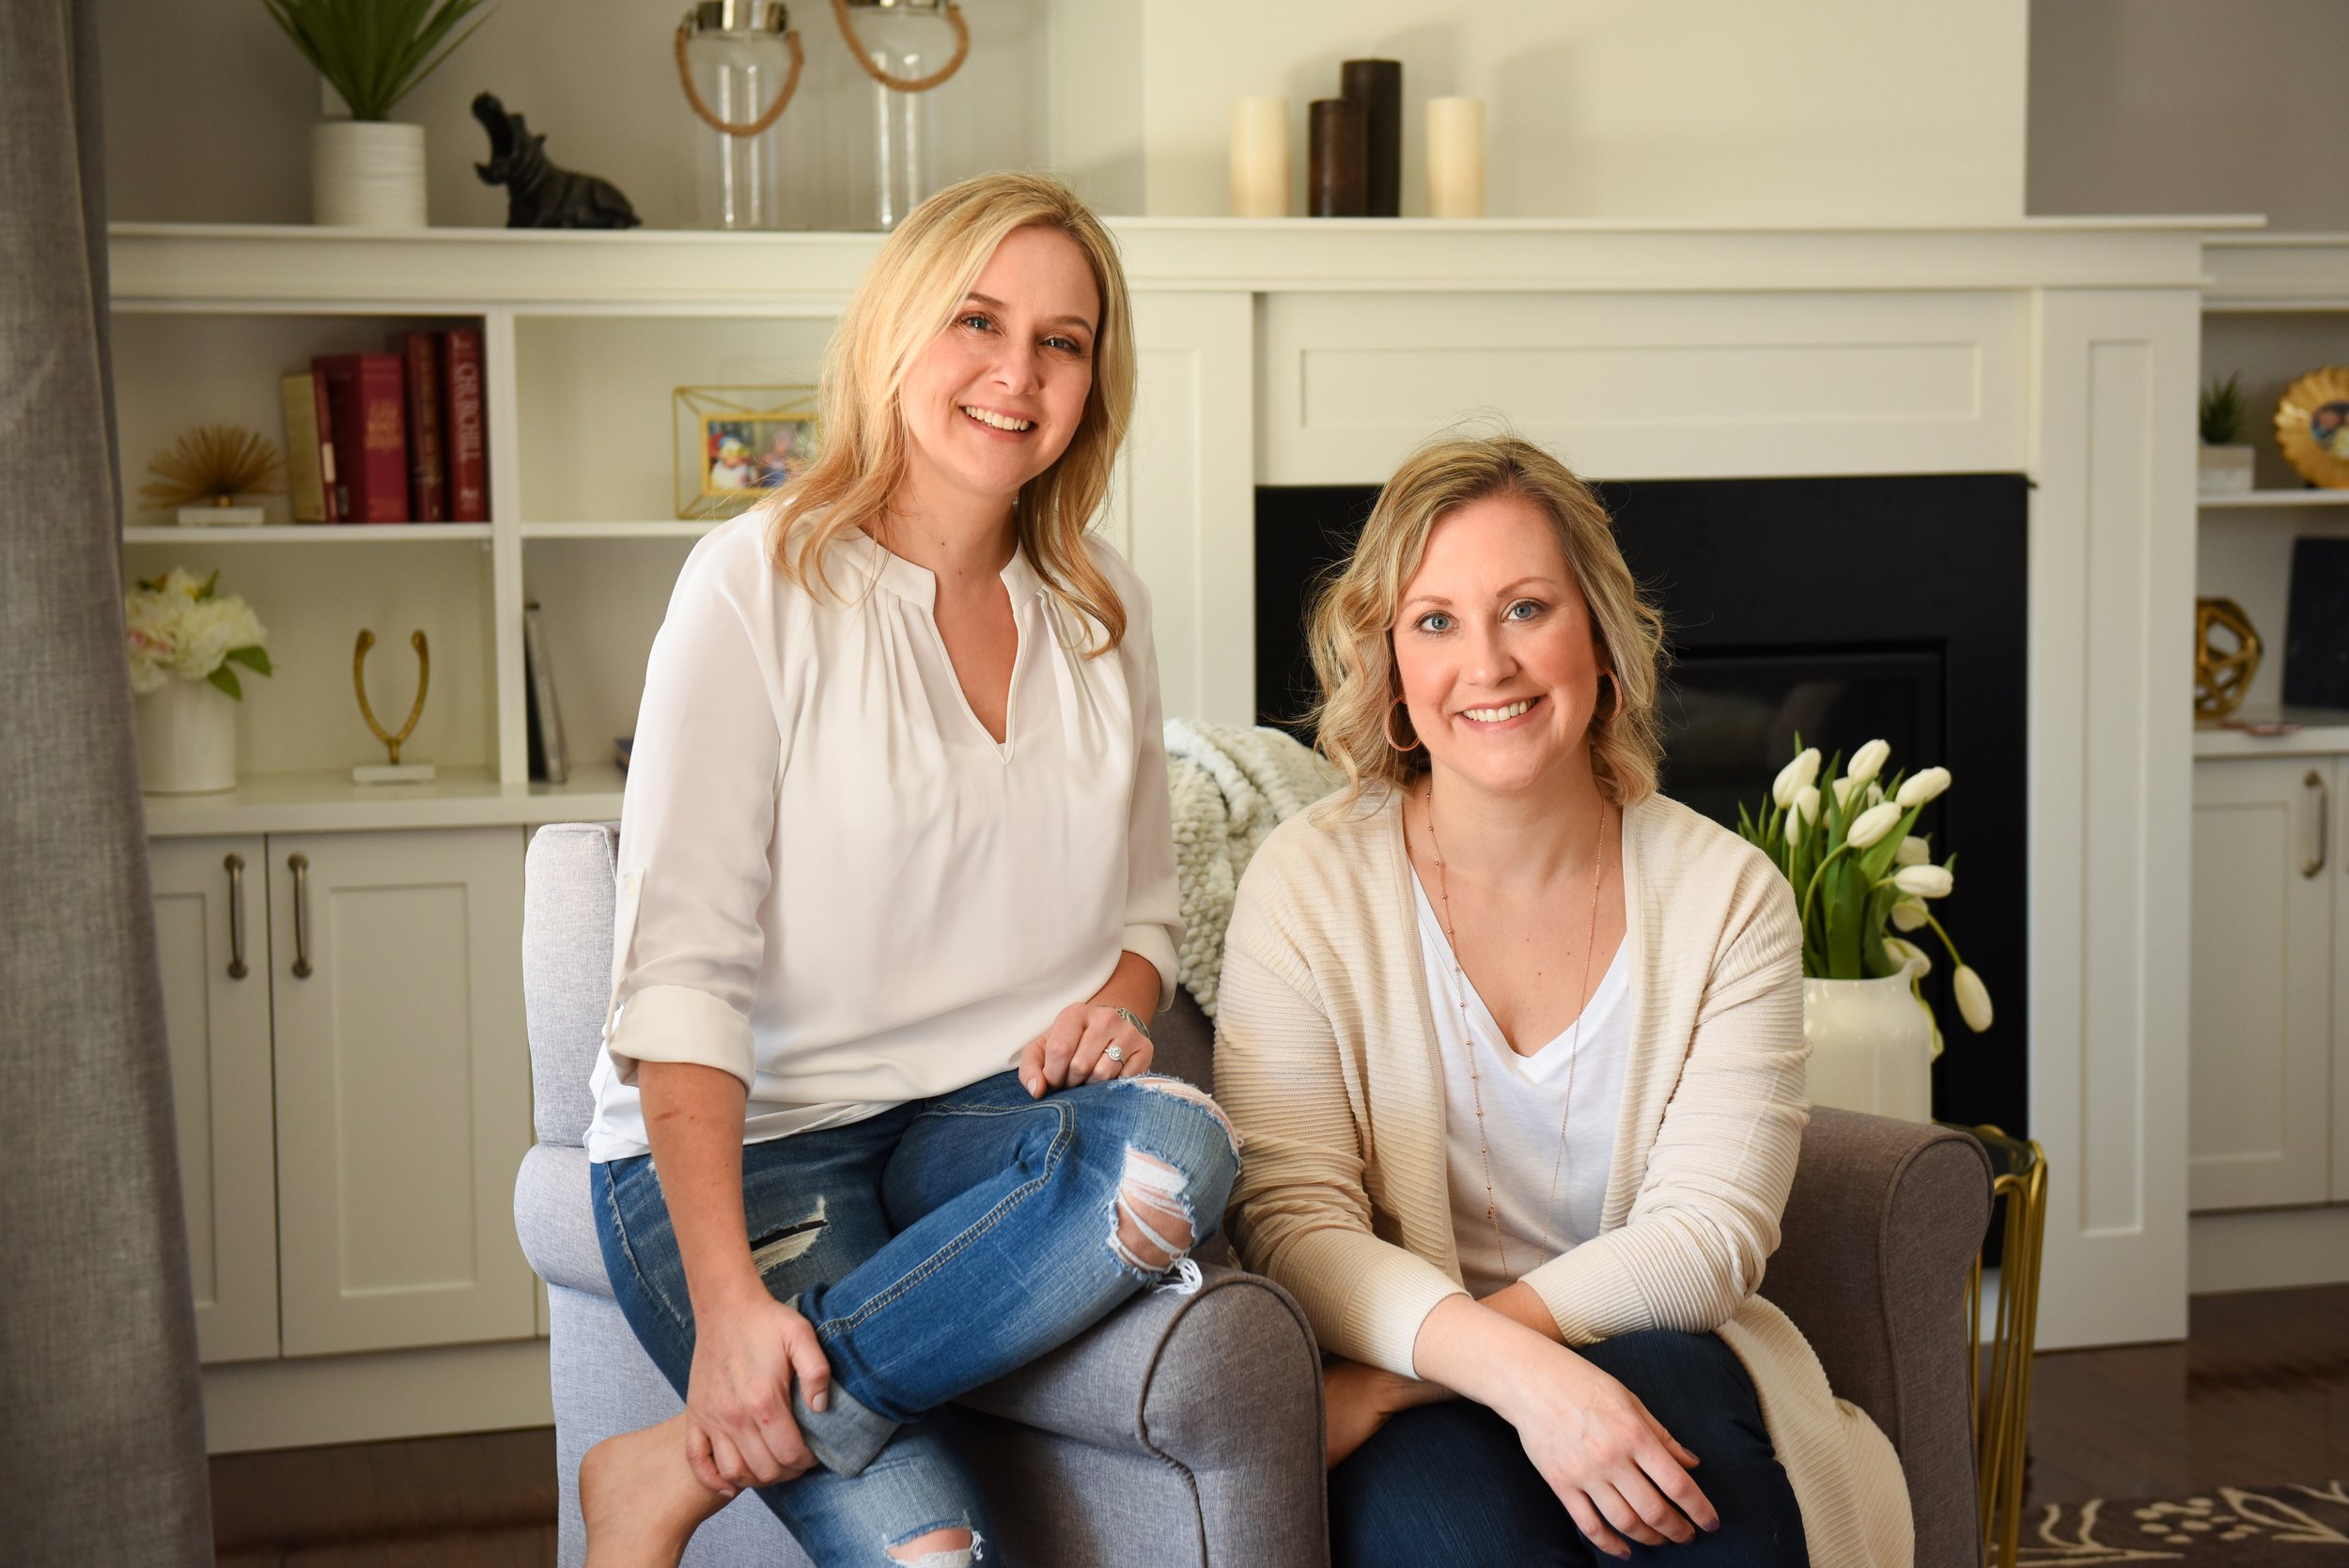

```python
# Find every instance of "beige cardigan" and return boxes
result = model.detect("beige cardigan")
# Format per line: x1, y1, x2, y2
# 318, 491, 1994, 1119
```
1215, 788, 1913, 1567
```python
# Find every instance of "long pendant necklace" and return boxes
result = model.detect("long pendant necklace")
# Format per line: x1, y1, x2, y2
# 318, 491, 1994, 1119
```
1423, 782, 1610, 1276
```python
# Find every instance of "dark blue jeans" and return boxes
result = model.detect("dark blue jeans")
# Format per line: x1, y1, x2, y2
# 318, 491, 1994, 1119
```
1330, 1329, 1808, 1567
594, 1069, 1239, 1568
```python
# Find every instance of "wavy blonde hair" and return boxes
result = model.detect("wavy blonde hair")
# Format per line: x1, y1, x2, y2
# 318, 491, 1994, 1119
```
760, 171, 1135, 653
1307, 434, 1667, 811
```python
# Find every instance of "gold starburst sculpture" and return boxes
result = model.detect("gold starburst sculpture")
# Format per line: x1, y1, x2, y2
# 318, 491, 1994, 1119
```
2194, 597, 2262, 719
139, 425, 287, 511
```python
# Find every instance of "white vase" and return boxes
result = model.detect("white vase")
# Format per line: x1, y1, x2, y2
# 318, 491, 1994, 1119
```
135, 678, 240, 795
312, 120, 428, 228
1803, 965, 1935, 1123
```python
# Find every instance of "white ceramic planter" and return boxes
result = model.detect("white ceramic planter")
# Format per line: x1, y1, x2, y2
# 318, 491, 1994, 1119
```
1803, 965, 1934, 1123
135, 678, 239, 795
312, 120, 428, 228
2198, 442, 2256, 494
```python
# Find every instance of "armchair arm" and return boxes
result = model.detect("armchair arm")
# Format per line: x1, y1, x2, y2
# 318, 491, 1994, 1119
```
1765, 1107, 1992, 1568
958, 1265, 1326, 1564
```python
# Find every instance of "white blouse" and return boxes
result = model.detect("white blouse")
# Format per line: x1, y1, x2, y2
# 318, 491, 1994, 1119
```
1414, 869, 1632, 1299
584, 513, 1182, 1163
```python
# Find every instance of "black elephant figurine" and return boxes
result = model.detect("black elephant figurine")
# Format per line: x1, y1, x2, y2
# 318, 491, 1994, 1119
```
471, 93, 641, 229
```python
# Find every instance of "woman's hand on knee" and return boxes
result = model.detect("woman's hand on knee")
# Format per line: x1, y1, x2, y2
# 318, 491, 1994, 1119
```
1323, 1358, 1454, 1469
1499, 1348, 1717, 1560
1019, 1002, 1152, 1096
683, 1289, 834, 1491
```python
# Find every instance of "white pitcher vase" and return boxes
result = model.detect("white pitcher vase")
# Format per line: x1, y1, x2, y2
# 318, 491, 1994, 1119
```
1803, 963, 1935, 1123
135, 678, 239, 795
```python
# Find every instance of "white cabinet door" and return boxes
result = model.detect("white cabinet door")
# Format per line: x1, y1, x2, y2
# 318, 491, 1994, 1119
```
268, 827, 536, 1356
2190, 758, 2336, 1211
2334, 766, 2349, 1203
150, 835, 281, 1363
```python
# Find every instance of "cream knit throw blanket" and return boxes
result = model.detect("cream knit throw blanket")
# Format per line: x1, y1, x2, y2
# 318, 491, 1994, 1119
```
1164, 719, 1338, 1016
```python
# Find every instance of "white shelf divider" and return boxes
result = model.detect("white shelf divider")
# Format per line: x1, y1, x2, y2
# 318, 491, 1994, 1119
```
2195, 706, 2349, 758
2198, 489, 2349, 511
519, 520, 727, 540
123, 524, 494, 544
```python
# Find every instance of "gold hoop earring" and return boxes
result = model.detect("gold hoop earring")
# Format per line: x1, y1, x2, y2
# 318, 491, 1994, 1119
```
1383, 699, 1422, 753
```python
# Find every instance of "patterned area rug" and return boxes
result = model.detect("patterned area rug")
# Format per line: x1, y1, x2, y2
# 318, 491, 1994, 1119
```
2020, 1483, 2349, 1560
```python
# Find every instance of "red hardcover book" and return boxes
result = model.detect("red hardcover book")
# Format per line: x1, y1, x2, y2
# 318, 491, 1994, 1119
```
440, 327, 488, 522
313, 353, 409, 522
391, 331, 447, 521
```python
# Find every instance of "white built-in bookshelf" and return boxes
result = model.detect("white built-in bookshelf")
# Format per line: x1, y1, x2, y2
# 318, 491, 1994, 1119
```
113, 226, 894, 837
2195, 235, 2349, 760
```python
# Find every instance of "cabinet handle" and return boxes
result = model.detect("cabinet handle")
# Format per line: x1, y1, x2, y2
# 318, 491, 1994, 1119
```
288, 852, 314, 978
224, 853, 249, 980
2306, 770, 2329, 879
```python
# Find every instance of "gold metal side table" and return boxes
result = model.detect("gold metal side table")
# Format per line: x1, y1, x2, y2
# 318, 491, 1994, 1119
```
1955, 1124, 2048, 1568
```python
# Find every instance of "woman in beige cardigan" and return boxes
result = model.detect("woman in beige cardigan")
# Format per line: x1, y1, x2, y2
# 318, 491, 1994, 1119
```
1216, 436, 1911, 1565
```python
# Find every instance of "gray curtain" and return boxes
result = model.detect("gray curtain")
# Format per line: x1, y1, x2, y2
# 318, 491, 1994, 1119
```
1, 1, 212, 1561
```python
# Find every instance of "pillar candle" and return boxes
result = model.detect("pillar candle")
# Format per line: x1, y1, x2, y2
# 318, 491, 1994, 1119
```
1309, 98, 1367, 218
1228, 98, 1288, 218
1426, 96, 1486, 219
1341, 59, 1402, 217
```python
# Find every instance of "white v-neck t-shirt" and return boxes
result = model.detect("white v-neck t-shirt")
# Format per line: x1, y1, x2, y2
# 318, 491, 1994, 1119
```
1414, 870, 1633, 1299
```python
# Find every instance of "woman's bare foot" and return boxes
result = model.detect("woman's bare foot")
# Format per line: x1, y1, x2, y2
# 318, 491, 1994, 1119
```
582, 1413, 733, 1568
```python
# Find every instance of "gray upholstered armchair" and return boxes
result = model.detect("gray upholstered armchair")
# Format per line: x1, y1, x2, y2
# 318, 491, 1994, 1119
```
514, 821, 1992, 1566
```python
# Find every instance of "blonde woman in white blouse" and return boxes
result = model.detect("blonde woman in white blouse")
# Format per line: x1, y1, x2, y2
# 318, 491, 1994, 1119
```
576, 173, 1238, 1568
1216, 436, 1911, 1566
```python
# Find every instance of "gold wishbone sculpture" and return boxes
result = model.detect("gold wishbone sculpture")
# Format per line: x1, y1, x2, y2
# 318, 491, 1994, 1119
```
353, 629, 430, 765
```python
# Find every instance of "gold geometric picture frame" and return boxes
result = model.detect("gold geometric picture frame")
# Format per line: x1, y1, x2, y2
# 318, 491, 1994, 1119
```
673, 384, 820, 520
2275, 365, 2349, 489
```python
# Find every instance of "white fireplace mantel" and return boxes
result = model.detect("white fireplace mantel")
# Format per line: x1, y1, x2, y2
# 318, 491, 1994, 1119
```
112, 215, 2235, 1347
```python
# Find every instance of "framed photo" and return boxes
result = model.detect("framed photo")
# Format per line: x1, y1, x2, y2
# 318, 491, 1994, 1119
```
2275, 365, 2349, 489
673, 385, 819, 519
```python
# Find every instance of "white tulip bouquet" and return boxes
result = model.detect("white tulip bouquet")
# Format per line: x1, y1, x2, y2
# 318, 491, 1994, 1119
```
125, 567, 275, 699
1736, 737, 1994, 1055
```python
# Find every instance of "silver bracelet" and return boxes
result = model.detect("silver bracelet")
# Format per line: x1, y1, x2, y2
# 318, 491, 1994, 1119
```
1113, 1006, 1154, 1041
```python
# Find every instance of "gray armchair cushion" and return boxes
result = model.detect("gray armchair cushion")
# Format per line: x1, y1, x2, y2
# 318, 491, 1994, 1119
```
1768, 1107, 1993, 1568
522, 822, 618, 1148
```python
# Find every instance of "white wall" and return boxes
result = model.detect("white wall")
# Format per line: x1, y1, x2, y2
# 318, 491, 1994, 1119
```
1125, 0, 2030, 221
2029, 0, 2349, 230
98, 0, 1050, 228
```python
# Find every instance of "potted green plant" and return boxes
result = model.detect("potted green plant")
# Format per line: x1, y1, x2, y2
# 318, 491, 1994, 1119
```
1736, 737, 1993, 1121
259, 0, 491, 227
2200, 372, 2257, 495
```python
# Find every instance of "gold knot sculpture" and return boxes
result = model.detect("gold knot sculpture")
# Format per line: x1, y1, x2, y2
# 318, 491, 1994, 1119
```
2194, 598, 2262, 719
354, 629, 431, 764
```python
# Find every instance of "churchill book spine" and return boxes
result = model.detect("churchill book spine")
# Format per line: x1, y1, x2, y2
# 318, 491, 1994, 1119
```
441, 327, 488, 523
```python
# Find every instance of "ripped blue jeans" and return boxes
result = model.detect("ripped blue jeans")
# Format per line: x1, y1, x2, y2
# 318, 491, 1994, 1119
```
594, 1068, 1240, 1568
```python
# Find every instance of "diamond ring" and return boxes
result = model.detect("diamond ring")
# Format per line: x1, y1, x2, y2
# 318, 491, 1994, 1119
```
1103, 1044, 1127, 1064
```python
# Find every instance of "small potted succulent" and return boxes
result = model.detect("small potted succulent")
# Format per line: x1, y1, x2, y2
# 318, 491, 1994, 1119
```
2200, 372, 2257, 494
126, 568, 274, 794
1738, 737, 1993, 1122
259, 0, 491, 227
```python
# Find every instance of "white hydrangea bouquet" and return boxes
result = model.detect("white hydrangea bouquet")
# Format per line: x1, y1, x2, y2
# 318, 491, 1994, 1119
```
125, 567, 275, 699
1736, 737, 1993, 1055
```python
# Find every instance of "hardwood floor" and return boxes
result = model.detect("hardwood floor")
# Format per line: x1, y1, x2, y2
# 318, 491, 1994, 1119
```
210, 1426, 555, 1567
2024, 1282, 2349, 1508
207, 1284, 2349, 1561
